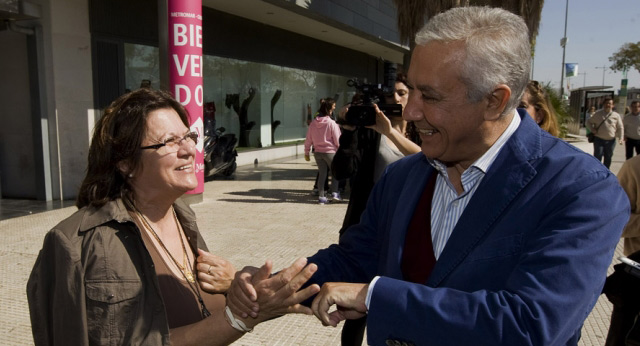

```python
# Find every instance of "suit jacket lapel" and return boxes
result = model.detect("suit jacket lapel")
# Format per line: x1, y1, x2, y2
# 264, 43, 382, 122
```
427, 112, 542, 286
383, 156, 435, 280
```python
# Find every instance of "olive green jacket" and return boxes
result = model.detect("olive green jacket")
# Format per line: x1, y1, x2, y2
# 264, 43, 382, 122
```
27, 198, 208, 346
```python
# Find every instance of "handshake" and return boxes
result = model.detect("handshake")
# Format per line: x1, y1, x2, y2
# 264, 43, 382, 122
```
197, 253, 368, 332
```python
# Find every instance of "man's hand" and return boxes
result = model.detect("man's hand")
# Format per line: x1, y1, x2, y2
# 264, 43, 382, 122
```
195, 249, 236, 293
304, 154, 311, 161
252, 258, 320, 320
311, 282, 369, 327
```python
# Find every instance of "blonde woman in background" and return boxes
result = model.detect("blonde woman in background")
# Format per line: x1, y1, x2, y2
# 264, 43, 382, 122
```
519, 80, 560, 137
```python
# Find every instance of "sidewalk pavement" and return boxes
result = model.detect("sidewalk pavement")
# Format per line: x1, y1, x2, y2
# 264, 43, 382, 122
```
0, 137, 628, 345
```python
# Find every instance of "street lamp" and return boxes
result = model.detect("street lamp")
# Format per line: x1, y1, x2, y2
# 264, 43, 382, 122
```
578, 72, 586, 88
559, 0, 569, 97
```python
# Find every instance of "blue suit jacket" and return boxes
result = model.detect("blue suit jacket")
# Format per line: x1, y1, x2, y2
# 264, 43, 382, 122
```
308, 111, 630, 345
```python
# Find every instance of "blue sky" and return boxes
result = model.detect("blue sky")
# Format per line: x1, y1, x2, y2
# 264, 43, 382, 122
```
532, 0, 640, 92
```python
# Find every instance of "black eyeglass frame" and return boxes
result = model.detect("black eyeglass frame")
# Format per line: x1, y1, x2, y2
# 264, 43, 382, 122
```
140, 131, 198, 150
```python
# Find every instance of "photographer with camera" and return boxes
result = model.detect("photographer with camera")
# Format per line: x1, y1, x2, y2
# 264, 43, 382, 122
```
331, 72, 420, 346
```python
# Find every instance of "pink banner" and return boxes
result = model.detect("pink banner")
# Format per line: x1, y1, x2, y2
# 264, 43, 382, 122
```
168, 0, 204, 194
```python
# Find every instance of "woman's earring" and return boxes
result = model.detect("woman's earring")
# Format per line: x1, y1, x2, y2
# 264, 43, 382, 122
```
128, 173, 134, 178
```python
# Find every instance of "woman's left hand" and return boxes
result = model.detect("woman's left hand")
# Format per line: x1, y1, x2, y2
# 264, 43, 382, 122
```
365, 104, 393, 136
196, 249, 237, 293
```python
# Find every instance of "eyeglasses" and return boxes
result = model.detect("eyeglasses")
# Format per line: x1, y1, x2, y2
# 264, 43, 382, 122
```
141, 131, 198, 151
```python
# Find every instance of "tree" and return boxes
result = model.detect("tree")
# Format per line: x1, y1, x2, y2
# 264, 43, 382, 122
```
393, 0, 544, 65
609, 42, 640, 75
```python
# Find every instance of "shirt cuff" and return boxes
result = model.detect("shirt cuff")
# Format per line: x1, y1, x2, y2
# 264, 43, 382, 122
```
365, 276, 381, 310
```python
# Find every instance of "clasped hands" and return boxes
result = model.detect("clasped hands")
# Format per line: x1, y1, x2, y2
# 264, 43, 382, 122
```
227, 261, 369, 327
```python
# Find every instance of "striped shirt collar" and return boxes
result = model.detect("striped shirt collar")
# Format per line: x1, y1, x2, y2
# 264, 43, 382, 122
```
428, 109, 520, 176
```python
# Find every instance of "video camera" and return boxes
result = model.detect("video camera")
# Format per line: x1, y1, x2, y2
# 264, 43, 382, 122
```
342, 63, 402, 127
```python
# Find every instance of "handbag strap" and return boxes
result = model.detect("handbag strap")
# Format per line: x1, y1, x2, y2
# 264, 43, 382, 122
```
595, 111, 613, 132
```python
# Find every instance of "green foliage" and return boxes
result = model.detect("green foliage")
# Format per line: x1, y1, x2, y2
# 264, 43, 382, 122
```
609, 42, 640, 74
542, 83, 570, 138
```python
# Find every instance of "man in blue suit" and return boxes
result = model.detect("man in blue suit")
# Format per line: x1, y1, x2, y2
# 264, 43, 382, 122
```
229, 6, 629, 346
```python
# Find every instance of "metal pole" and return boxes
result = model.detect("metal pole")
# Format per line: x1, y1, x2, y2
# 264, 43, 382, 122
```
158, 0, 168, 90
531, 56, 535, 79
559, 0, 569, 97
595, 66, 606, 86
578, 72, 586, 87
55, 109, 63, 201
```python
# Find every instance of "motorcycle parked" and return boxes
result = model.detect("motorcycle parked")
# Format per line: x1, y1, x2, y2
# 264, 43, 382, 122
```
203, 116, 238, 179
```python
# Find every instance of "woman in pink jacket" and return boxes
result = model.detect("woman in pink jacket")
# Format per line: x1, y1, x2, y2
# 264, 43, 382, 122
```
304, 98, 341, 204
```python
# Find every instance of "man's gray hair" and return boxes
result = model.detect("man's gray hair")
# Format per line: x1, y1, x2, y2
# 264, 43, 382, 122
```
415, 6, 531, 114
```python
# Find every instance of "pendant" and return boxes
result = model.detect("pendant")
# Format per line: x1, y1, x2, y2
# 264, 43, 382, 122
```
184, 270, 196, 283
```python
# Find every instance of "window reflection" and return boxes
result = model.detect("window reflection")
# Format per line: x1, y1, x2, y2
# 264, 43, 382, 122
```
124, 43, 352, 148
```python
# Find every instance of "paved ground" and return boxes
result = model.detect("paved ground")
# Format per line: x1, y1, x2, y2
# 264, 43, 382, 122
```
0, 137, 629, 345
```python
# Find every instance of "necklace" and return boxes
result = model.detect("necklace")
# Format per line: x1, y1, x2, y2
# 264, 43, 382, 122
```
125, 198, 211, 318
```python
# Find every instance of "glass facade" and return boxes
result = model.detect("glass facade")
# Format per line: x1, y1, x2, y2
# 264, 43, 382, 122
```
124, 43, 355, 148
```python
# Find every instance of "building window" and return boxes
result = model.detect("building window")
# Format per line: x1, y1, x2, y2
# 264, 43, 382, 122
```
123, 43, 354, 148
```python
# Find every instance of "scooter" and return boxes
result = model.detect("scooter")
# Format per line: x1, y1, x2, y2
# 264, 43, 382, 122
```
203, 116, 238, 179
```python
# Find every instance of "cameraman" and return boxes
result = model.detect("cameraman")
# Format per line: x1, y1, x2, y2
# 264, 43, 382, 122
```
331, 72, 420, 346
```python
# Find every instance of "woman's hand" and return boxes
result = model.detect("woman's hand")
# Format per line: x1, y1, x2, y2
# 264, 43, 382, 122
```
196, 249, 236, 293
365, 104, 393, 136
226, 265, 261, 318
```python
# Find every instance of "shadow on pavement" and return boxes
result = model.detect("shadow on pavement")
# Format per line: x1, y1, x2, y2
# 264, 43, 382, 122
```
220, 188, 348, 204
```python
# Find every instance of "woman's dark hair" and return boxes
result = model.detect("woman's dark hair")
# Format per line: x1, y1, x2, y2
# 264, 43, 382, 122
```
394, 71, 421, 145
318, 98, 336, 116
76, 88, 190, 208
395, 71, 407, 86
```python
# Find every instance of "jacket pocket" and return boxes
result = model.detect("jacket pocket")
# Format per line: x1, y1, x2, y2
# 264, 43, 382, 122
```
85, 280, 143, 345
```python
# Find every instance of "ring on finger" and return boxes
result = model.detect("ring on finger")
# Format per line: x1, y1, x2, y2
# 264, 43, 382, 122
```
207, 264, 212, 275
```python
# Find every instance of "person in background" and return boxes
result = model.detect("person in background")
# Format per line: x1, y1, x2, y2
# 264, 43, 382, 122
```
603, 152, 640, 345
518, 80, 560, 137
304, 98, 341, 204
623, 101, 640, 159
228, 7, 629, 345
307, 99, 330, 195
586, 97, 624, 169
27, 88, 319, 346
617, 152, 640, 255
585, 105, 596, 134
331, 72, 420, 345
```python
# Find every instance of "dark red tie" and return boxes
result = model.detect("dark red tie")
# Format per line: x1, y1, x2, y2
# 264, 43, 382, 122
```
401, 173, 438, 283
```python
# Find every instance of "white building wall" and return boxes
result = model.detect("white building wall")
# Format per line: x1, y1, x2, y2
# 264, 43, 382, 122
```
49, 0, 95, 198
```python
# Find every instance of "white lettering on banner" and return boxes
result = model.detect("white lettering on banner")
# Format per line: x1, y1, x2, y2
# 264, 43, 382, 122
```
175, 84, 190, 105
172, 54, 202, 77
190, 55, 201, 77
175, 84, 203, 107
195, 85, 203, 106
170, 12, 196, 18
173, 24, 202, 48
174, 24, 187, 46
173, 54, 188, 76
